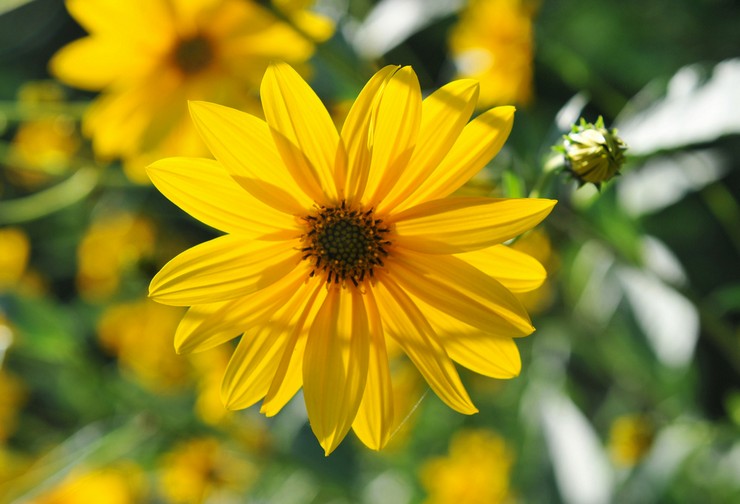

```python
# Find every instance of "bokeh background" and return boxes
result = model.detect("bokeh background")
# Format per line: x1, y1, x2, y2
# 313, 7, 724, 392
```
2, 0, 740, 502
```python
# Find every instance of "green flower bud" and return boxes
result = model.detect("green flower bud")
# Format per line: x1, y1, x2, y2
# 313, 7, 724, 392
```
561, 116, 627, 188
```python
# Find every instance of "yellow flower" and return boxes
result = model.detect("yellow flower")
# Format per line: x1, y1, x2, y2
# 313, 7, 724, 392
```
449, 0, 538, 107
148, 63, 555, 454
97, 299, 188, 392
77, 213, 155, 301
157, 437, 258, 504
28, 463, 146, 504
0, 228, 30, 291
420, 429, 516, 504
50, 0, 333, 183
608, 414, 655, 466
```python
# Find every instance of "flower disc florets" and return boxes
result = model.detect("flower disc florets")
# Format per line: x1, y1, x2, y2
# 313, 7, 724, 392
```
173, 35, 214, 74
301, 201, 391, 287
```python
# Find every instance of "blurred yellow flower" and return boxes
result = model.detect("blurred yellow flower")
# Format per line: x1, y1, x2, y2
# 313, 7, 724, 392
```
8, 117, 80, 182
0, 227, 30, 291
0, 370, 26, 442
158, 437, 258, 504
420, 429, 516, 504
449, 0, 538, 107
97, 299, 188, 392
608, 414, 655, 466
28, 463, 146, 504
77, 213, 155, 301
50, 0, 334, 182
148, 62, 554, 454
511, 229, 557, 313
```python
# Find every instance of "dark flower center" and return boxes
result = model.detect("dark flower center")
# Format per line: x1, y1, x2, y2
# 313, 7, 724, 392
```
173, 35, 214, 74
301, 201, 391, 287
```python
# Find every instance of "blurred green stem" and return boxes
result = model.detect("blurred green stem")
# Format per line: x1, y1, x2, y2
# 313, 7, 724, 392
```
0, 101, 89, 121
529, 154, 564, 198
0, 167, 99, 224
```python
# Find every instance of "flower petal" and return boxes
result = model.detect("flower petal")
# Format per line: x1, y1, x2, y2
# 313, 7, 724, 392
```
395, 106, 515, 212
362, 66, 422, 207
174, 266, 309, 354
375, 276, 477, 415
414, 299, 522, 378
393, 197, 556, 254
261, 281, 326, 417
341, 65, 399, 202
379, 79, 480, 213
456, 245, 546, 293
303, 287, 370, 455
149, 236, 300, 306
188, 101, 313, 214
352, 288, 394, 451
389, 249, 534, 337
221, 281, 317, 410
147, 157, 300, 237
261, 62, 344, 204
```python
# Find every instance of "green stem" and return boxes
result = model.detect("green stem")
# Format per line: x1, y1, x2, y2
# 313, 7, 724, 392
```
529, 154, 564, 198
0, 101, 90, 122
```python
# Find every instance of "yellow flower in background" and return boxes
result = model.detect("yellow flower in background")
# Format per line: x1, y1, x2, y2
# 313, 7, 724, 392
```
420, 429, 516, 504
0, 228, 30, 291
449, 0, 538, 107
608, 414, 655, 466
28, 463, 146, 504
148, 62, 555, 454
0, 370, 26, 442
511, 229, 557, 314
50, 0, 333, 183
76, 213, 155, 301
97, 299, 188, 392
157, 437, 258, 504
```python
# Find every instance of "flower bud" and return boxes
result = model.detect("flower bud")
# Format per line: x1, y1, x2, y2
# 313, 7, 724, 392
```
561, 116, 627, 188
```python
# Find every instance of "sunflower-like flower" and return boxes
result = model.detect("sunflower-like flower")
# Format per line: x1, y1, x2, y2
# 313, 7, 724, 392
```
148, 63, 556, 454
50, 0, 333, 183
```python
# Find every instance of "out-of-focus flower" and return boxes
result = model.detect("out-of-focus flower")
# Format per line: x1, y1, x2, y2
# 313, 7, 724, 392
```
50, 0, 334, 183
0, 370, 26, 442
419, 429, 516, 504
449, 0, 538, 107
77, 213, 155, 300
561, 116, 628, 188
608, 414, 655, 466
511, 229, 556, 313
157, 437, 258, 504
0, 227, 30, 291
97, 299, 187, 392
28, 463, 146, 504
148, 62, 555, 454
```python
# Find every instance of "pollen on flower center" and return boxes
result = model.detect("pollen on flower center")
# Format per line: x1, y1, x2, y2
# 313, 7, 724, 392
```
301, 201, 391, 287
173, 35, 214, 74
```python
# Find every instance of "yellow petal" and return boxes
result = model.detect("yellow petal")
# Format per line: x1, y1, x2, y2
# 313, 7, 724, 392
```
352, 289, 394, 451
395, 106, 515, 212
261, 62, 343, 204
149, 236, 300, 306
375, 276, 477, 415
379, 79, 480, 213
414, 299, 522, 378
456, 245, 546, 293
174, 267, 309, 354
363, 67, 422, 207
49, 37, 151, 91
393, 197, 556, 254
66, 0, 174, 43
188, 101, 313, 214
147, 157, 300, 238
303, 287, 370, 455
341, 65, 399, 202
389, 249, 534, 337
261, 281, 326, 416
221, 282, 316, 410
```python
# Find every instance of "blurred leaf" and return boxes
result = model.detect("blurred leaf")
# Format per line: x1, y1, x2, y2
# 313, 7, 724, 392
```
617, 59, 740, 155
0, 0, 36, 16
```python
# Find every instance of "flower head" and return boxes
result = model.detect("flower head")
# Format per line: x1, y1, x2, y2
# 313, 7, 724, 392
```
449, 0, 538, 107
50, 0, 333, 182
148, 62, 556, 454
561, 116, 628, 187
